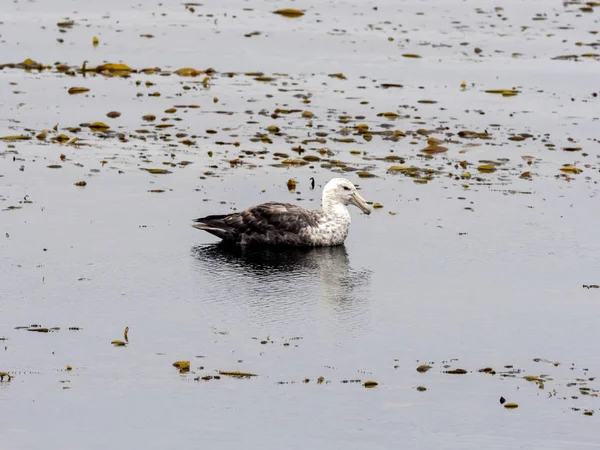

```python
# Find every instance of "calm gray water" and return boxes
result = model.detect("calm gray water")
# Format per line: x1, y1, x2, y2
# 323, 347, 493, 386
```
1, 0, 600, 448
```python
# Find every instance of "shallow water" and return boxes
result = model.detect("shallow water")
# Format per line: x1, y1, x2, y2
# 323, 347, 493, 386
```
2, 0, 600, 448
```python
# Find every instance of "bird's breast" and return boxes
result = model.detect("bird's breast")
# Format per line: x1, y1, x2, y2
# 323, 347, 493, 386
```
305, 215, 350, 246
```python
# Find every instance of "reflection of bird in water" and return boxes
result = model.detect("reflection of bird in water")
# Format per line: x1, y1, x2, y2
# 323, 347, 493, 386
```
191, 243, 355, 280
190, 244, 371, 324
192, 178, 371, 247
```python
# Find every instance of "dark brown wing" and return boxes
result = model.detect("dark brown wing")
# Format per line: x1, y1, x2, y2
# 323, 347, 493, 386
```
193, 202, 322, 245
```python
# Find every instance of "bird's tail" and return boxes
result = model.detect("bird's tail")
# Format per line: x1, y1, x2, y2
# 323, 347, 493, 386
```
192, 214, 239, 242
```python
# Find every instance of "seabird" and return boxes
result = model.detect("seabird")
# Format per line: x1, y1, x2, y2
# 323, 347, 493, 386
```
192, 178, 371, 246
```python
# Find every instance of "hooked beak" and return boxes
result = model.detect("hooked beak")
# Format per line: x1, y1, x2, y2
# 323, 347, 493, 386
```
349, 192, 371, 215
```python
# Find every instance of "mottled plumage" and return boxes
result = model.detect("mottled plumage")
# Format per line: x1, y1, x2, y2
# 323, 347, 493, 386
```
192, 178, 371, 246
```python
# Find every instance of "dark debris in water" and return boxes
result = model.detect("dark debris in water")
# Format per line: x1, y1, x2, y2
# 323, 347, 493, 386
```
1, 53, 597, 196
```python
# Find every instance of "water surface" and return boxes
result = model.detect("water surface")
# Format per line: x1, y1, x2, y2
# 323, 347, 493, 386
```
1, 0, 600, 448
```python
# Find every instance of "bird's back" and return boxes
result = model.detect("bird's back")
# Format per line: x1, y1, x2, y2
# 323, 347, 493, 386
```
193, 202, 325, 246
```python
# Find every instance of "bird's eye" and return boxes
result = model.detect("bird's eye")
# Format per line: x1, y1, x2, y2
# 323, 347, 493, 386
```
342, 186, 351, 191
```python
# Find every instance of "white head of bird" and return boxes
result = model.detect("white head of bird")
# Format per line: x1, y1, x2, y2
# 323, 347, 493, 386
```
321, 178, 371, 217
